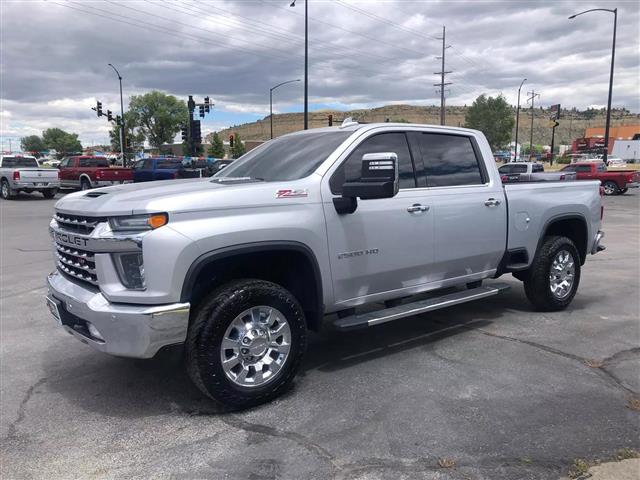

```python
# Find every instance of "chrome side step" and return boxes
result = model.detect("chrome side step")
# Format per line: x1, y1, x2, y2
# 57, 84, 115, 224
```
333, 283, 511, 331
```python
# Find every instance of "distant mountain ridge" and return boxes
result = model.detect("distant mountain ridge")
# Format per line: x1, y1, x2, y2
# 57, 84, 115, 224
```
210, 104, 639, 147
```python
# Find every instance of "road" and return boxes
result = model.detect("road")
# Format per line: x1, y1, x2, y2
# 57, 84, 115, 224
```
1, 190, 638, 479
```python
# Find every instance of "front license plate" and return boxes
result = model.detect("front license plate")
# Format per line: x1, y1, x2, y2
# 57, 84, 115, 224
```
46, 296, 62, 325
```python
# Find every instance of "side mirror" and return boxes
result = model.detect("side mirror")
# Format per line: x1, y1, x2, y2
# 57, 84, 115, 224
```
334, 152, 399, 214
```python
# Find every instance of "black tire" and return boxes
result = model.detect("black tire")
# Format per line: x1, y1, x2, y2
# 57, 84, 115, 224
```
42, 189, 58, 199
619, 188, 628, 194
80, 178, 91, 191
602, 180, 618, 196
523, 236, 581, 311
1, 179, 15, 200
186, 279, 307, 410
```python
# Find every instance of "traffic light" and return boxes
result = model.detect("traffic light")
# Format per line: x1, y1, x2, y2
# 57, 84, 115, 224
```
191, 120, 201, 143
204, 96, 211, 113
116, 115, 121, 127
181, 125, 188, 142
199, 105, 205, 118
96, 101, 103, 116
187, 95, 195, 112
107, 110, 113, 122
229, 134, 234, 148
125, 137, 131, 148
328, 114, 333, 126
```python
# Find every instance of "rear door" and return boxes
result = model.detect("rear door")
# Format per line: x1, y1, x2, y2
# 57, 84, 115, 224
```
411, 131, 506, 282
322, 130, 435, 306
59, 157, 78, 186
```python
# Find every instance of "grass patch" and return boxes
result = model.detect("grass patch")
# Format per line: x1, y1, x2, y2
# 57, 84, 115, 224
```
613, 448, 639, 461
437, 457, 456, 469
584, 358, 604, 368
568, 458, 590, 478
627, 398, 640, 411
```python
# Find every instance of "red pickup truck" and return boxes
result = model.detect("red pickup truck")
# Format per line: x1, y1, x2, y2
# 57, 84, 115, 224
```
58, 156, 133, 191
561, 161, 640, 195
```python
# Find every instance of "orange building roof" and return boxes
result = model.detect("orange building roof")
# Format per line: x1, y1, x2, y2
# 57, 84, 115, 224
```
584, 125, 640, 140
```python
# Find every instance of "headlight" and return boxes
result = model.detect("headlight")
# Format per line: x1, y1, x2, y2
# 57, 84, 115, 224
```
110, 213, 168, 232
113, 252, 145, 289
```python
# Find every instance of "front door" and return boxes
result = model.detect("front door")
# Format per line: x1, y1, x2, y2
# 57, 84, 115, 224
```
322, 131, 435, 307
410, 131, 506, 281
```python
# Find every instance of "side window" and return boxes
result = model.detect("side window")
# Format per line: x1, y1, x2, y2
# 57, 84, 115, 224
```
133, 160, 144, 170
498, 164, 512, 174
576, 165, 592, 172
415, 133, 484, 187
512, 164, 527, 173
59, 158, 69, 168
330, 132, 416, 194
79, 158, 89, 167
596, 163, 606, 172
143, 159, 153, 169
562, 165, 576, 172
532, 163, 544, 172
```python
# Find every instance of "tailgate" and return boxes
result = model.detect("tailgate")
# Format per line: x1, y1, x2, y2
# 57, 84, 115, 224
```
97, 168, 133, 181
17, 168, 59, 183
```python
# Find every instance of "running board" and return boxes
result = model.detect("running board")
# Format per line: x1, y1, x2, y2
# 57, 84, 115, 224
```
333, 283, 511, 331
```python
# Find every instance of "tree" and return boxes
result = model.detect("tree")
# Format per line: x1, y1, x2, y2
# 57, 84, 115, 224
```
109, 111, 144, 153
464, 94, 515, 150
231, 133, 246, 159
127, 91, 188, 148
42, 128, 82, 158
20, 135, 45, 157
208, 132, 225, 158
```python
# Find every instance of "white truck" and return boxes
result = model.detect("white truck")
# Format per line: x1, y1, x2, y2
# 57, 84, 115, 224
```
46, 122, 605, 408
1, 155, 60, 199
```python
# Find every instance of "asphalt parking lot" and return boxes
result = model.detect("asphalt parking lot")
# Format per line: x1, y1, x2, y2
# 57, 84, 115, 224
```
1, 190, 638, 479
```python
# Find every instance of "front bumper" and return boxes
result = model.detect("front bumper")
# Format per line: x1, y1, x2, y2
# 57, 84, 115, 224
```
46, 271, 190, 358
591, 230, 605, 255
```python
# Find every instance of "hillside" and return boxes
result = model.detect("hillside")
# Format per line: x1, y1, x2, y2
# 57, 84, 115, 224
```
211, 104, 639, 148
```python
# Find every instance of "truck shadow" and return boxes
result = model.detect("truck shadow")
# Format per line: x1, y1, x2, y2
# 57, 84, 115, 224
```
40, 282, 593, 418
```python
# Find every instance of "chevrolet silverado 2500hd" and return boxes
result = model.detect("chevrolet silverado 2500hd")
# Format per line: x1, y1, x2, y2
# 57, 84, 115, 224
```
46, 122, 605, 408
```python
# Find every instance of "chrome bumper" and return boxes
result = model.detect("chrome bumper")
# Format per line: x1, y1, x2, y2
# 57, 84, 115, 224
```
591, 230, 605, 255
46, 271, 190, 358
625, 182, 639, 189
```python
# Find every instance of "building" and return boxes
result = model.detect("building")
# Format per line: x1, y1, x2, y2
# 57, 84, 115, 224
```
572, 125, 640, 155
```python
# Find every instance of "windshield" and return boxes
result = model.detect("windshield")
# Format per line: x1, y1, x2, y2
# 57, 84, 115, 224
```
2, 156, 39, 168
216, 131, 352, 181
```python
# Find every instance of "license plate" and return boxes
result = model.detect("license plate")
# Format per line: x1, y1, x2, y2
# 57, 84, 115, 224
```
34, 182, 46, 186
46, 296, 62, 325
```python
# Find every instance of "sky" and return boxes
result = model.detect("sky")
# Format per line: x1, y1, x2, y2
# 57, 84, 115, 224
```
1, 0, 639, 149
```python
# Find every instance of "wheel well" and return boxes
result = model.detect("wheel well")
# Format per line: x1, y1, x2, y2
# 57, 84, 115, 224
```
183, 247, 323, 331
79, 175, 91, 184
543, 217, 588, 264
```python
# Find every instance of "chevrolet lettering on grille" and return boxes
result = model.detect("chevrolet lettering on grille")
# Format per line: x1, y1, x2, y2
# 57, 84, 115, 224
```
54, 231, 89, 248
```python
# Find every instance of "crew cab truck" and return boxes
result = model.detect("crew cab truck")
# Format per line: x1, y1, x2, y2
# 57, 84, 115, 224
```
58, 155, 133, 190
46, 122, 605, 409
498, 162, 576, 183
561, 161, 640, 195
1, 155, 60, 199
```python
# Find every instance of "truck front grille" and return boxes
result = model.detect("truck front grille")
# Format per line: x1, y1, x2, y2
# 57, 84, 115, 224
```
54, 244, 98, 286
54, 212, 107, 235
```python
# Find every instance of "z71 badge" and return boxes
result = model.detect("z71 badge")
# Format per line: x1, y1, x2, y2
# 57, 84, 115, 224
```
276, 189, 308, 198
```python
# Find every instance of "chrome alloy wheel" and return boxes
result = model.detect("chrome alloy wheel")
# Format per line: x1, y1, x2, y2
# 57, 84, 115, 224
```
220, 306, 292, 388
549, 250, 575, 299
1, 182, 8, 198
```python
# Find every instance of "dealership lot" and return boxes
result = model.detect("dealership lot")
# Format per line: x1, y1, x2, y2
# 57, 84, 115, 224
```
1, 191, 638, 479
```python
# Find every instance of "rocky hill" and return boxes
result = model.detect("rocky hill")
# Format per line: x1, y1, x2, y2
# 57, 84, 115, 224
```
211, 104, 639, 148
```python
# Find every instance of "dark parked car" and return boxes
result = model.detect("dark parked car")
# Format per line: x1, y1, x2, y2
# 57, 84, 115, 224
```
133, 157, 185, 182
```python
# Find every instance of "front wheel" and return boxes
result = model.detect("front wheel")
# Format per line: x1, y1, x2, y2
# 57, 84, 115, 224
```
619, 188, 628, 194
42, 189, 58, 199
602, 180, 619, 195
523, 236, 581, 311
186, 279, 307, 410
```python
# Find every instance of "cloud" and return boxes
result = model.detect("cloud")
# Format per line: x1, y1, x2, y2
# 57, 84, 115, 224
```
1, 0, 638, 146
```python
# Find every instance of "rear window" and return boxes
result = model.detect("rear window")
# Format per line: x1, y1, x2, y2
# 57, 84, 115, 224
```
532, 163, 544, 172
511, 164, 527, 173
2, 156, 38, 168
79, 157, 109, 167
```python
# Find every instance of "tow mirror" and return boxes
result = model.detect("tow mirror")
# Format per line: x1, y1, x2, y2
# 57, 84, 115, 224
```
334, 152, 399, 214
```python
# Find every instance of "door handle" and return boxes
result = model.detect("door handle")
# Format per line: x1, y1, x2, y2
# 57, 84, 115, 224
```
484, 198, 501, 207
407, 203, 429, 213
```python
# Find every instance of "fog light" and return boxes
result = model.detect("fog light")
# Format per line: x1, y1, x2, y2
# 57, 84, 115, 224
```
87, 322, 104, 341
113, 252, 145, 290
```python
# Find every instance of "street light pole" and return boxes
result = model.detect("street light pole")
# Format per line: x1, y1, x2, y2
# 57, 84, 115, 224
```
290, 0, 308, 129
513, 78, 527, 162
107, 63, 126, 166
569, 8, 617, 163
270, 79, 301, 139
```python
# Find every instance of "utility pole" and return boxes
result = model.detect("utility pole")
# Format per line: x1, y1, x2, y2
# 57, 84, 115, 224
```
107, 64, 126, 166
434, 26, 452, 125
527, 90, 540, 158
513, 78, 527, 162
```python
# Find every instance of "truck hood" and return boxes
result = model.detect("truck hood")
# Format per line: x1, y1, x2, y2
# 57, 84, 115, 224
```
54, 177, 318, 216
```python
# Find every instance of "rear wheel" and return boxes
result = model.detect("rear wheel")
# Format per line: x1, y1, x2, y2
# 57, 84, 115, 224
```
42, 189, 58, 199
186, 279, 307, 410
80, 178, 91, 191
602, 181, 618, 196
523, 236, 581, 311
1, 180, 16, 200
619, 188, 628, 194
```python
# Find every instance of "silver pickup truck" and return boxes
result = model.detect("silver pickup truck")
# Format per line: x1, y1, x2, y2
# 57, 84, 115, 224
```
498, 161, 577, 183
46, 122, 605, 408
1, 155, 60, 199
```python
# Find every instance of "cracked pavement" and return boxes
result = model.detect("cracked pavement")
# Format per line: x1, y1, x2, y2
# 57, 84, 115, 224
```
1, 191, 638, 479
